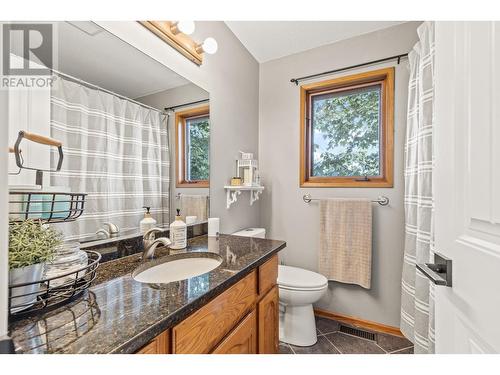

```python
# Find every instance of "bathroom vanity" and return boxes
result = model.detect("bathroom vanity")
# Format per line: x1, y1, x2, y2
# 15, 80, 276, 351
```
8, 235, 285, 354
139, 254, 279, 354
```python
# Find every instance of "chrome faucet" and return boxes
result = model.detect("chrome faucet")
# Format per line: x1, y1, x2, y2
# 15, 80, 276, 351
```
142, 228, 171, 259
95, 228, 110, 239
103, 222, 120, 235
95, 222, 120, 239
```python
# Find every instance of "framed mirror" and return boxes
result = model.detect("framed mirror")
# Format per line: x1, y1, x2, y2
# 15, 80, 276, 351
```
7, 21, 210, 244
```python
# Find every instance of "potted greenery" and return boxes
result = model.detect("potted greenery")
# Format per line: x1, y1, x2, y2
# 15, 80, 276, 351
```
9, 219, 62, 312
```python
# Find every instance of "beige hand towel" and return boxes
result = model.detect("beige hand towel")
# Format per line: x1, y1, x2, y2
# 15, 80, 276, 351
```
319, 198, 372, 289
180, 194, 209, 222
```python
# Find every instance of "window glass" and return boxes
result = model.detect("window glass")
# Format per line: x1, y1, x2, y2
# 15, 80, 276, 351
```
310, 84, 381, 178
185, 115, 210, 181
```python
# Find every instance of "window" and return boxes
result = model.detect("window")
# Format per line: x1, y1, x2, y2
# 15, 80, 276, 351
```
175, 106, 210, 187
300, 68, 394, 187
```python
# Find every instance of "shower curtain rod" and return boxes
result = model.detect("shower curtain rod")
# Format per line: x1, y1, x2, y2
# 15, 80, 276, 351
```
290, 53, 409, 85
50, 68, 166, 115
164, 98, 209, 112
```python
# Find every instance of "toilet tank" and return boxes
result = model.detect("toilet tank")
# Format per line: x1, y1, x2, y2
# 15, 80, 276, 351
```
232, 228, 266, 238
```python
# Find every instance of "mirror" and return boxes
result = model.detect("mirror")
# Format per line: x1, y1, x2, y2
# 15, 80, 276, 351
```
7, 21, 210, 244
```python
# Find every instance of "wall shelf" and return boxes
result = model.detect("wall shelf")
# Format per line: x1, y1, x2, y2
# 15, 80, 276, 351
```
224, 186, 264, 209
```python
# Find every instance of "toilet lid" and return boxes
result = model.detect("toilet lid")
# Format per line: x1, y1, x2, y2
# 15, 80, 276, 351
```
278, 265, 328, 289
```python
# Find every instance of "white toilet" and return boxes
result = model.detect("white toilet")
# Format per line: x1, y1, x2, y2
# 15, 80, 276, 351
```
278, 265, 328, 346
232, 227, 266, 238
232, 228, 328, 347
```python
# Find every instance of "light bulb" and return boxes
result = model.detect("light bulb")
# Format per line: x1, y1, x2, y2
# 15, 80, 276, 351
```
201, 37, 218, 54
177, 21, 195, 35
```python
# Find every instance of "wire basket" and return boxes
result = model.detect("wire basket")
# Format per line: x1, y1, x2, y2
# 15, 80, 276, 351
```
8, 250, 101, 317
9, 191, 86, 224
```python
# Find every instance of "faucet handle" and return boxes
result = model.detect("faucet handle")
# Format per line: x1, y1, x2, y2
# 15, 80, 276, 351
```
103, 222, 119, 234
143, 227, 165, 240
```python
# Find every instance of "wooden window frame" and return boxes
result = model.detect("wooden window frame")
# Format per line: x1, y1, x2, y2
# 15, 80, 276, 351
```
175, 105, 210, 188
299, 67, 394, 188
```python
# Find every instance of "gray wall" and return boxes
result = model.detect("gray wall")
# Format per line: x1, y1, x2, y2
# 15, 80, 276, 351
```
99, 21, 261, 234
258, 22, 421, 326
137, 83, 210, 223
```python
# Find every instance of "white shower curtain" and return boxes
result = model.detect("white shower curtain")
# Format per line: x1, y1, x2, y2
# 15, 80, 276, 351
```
400, 21, 435, 354
50, 77, 169, 239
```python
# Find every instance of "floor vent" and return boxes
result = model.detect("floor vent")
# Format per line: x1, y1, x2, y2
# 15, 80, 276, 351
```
339, 325, 376, 341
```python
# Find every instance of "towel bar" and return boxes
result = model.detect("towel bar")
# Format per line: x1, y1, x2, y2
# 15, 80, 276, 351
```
302, 194, 389, 206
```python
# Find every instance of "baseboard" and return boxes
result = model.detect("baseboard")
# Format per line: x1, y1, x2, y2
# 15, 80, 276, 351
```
314, 308, 404, 337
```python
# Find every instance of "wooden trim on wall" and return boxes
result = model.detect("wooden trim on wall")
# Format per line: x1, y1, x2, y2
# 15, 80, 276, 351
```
175, 105, 210, 188
138, 21, 203, 66
299, 67, 395, 188
314, 308, 404, 337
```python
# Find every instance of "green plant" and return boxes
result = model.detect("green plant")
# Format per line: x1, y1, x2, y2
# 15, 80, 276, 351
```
8, 220, 62, 269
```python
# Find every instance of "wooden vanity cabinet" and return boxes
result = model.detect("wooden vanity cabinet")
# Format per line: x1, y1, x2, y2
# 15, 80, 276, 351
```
172, 271, 257, 354
136, 331, 170, 354
257, 285, 279, 353
212, 309, 257, 354
256, 255, 279, 354
136, 254, 279, 354
258, 254, 278, 295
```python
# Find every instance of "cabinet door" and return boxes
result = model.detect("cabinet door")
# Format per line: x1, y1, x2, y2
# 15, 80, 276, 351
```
212, 310, 257, 354
258, 285, 279, 354
136, 331, 170, 354
172, 271, 257, 353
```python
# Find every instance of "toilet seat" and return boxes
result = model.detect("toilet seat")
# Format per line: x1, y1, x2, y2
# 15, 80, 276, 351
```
278, 265, 328, 291
279, 284, 327, 292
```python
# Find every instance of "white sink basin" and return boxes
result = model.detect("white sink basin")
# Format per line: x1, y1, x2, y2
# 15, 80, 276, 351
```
133, 253, 222, 284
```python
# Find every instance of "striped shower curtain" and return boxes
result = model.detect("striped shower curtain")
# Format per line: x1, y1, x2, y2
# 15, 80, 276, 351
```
50, 77, 169, 240
400, 21, 435, 354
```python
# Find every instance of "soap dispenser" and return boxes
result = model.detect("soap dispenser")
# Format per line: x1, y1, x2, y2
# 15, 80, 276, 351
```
169, 209, 187, 249
140, 206, 157, 234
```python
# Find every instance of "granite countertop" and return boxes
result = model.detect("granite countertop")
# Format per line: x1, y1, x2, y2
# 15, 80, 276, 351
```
8, 234, 285, 354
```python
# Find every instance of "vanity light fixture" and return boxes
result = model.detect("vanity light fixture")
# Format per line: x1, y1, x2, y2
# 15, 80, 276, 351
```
139, 21, 218, 65
195, 37, 218, 55
139, 21, 203, 65
170, 21, 195, 35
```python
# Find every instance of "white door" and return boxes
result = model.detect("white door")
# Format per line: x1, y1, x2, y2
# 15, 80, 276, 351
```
433, 21, 500, 353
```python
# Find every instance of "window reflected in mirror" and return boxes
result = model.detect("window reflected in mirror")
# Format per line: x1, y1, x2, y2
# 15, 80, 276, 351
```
175, 106, 210, 188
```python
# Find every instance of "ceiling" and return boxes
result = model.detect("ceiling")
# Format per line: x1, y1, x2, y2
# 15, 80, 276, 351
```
225, 21, 405, 63
57, 22, 190, 99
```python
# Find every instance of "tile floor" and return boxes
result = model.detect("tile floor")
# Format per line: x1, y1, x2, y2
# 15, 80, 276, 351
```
279, 316, 414, 354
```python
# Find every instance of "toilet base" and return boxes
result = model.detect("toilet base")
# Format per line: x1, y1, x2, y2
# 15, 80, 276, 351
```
279, 303, 318, 346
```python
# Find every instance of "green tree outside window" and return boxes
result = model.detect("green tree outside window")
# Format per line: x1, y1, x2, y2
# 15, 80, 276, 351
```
186, 116, 210, 181
311, 85, 381, 177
